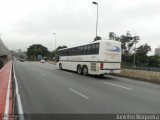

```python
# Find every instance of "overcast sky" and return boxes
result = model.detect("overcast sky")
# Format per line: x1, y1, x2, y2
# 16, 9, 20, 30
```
0, 0, 160, 55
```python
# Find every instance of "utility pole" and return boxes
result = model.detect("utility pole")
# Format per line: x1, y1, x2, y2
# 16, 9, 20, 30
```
92, 1, 99, 38
53, 33, 56, 64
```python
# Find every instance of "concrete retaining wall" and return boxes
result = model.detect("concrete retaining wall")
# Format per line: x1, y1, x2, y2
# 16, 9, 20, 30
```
0, 55, 11, 69
0, 39, 10, 56
118, 69, 160, 82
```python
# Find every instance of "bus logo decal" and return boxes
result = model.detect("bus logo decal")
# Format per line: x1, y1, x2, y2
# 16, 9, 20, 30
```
106, 46, 121, 52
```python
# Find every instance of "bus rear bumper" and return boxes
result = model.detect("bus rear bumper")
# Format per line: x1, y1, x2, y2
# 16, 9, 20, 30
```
89, 69, 121, 75
99, 69, 121, 75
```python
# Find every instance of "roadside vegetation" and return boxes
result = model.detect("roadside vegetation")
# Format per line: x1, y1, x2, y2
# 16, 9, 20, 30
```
108, 31, 160, 68
26, 44, 67, 61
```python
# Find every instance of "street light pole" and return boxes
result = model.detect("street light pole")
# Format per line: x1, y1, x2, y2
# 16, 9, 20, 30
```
53, 33, 56, 63
92, 1, 98, 37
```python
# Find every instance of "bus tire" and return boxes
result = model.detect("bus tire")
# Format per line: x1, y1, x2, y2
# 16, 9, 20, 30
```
100, 74, 104, 77
77, 65, 82, 74
59, 63, 62, 70
82, 66, 88, 76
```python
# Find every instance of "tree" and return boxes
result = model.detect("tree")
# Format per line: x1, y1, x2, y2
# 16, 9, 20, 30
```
135, 43, 151, 66
136, 43, 151, 56
56, 45, 67, 50
148, 55, 160, 67
119, 32, 139, 56
111, 31, 140, 63
109, 32, 116, 40
27, 44, 49, 60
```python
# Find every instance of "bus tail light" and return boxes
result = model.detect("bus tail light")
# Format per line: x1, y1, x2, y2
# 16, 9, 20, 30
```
100, 63, 103, 70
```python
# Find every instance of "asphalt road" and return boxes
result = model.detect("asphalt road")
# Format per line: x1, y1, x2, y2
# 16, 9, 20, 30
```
13, 61, 160, 114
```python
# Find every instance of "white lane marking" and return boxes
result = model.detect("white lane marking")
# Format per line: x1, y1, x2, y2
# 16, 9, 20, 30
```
41, 73, 46, 77
13, 64, 25, 120
69, 88, 89, 100
0, 62, 8, 72
4, 67, 12, 120
104, 82, 133, 90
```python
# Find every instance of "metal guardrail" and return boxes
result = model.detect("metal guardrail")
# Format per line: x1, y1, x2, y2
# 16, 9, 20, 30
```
122, 66, 160, 72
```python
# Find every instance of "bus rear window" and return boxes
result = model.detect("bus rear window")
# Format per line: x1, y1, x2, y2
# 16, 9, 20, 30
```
91, 43, 99, 54
95, 43, 99, 54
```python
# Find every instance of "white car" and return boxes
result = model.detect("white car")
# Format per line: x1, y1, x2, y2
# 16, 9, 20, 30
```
40, 59, 45, 63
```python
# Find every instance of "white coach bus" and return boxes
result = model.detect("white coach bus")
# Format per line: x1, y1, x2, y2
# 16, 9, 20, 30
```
56, 40, 121, 76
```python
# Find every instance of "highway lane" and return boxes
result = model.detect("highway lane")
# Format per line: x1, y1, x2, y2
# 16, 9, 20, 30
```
13, 61, 160, 114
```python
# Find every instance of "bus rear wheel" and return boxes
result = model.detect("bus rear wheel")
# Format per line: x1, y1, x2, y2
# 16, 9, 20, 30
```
100, 74, 104, 78
77, 65, 82, 74
82, 66, 88, 76
59, 63, 62, 70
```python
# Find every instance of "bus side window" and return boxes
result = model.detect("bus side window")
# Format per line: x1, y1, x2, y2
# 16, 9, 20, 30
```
87, 45, 91, 54
65, 50, 67, 56
58, 51, 61, 56
78, 47, 81, 55
57, 51, 60, 56
68, 49, 71, 56
71, 48, 73, 56
70, 49, 73, 56
63, 50, 65, 56
67, 49, 71, 56
80, 46, 84, 55
95, 43, 99, 54
74, 47, 78, 55
70, 49, 72, 56
72, 48, 75, 55
91, 44, 96, 54
84, 46, 88, 55
72, 48, 74, 55
64, 50, 66, 56
74, 48, 77, 55
61, 51, 63, 56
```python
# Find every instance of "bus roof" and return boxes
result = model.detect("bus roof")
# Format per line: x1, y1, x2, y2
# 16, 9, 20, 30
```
58, 40, 120, 51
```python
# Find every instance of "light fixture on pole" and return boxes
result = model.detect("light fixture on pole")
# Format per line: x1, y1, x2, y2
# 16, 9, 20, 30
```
92, 1, 98, 38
